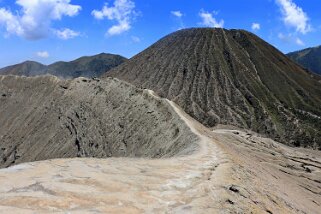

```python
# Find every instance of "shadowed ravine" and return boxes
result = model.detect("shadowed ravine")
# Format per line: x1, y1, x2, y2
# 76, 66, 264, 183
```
0, 77, 320, 213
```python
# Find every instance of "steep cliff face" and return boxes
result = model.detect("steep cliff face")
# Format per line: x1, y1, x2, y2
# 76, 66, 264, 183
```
107, 28, 321, 148
0, 75, 198, 168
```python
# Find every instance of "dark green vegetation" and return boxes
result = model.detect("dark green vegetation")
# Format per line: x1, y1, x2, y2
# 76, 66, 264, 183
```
107, 28, 321, 148
0, 53, 126, 78
287, 46, 321, 75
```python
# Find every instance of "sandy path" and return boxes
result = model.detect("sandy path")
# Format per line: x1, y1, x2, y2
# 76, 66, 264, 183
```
0, 92, 320, 213
212, 129, 321, 214
0, 93, 233, 213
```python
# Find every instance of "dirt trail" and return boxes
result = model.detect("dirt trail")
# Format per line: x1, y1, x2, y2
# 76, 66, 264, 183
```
0, 91, 232, 213
0, 90, 320, 213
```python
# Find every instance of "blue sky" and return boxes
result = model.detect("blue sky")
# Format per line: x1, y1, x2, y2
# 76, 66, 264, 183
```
0, 0, 320, 67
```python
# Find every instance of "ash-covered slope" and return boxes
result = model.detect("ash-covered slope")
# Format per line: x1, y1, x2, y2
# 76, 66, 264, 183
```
287, 45, 321, 75
107, 28, 321, 148
0, 75, 198, 168
0, 53, 126, 78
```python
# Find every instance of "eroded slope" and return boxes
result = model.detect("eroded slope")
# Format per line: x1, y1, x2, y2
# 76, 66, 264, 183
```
0, 75, 198, 168
107, 28, 321, 148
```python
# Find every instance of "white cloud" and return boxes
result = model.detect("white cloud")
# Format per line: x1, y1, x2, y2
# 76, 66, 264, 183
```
278, 32, 305, 46
251, 23, 260, 31
278, 32, 289, 41
36, 51, 49, 58
55, 28, 80, 40
0, 8, 24, 37
295, 37, 304, 46
0, 0, 81, 40
276, 0, 311, 34
131, 35, 140, 43
92, 0, 136, 36
171, 10, 184, 30
171, 11, 183, 18
199, 10, 224, 28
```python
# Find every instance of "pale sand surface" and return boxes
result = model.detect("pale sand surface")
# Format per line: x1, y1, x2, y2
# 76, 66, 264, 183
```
0, 95, 320, 213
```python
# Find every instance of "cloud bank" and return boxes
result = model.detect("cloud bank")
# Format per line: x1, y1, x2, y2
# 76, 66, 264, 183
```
92, 0, 136, 36
55, 28, 80, 40
36, 51, 49, 58
278, 33, 304, 46
0, 0, 81, 40
276, 0, 311, 34
251, 23, 260, 31
199, 10, 224, 28
171, 11, 183, 18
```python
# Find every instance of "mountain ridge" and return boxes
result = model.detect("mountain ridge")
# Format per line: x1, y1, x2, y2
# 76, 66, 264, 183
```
106, 27, 321, 148
0, 53, 127, 78
287, 45, 321, 75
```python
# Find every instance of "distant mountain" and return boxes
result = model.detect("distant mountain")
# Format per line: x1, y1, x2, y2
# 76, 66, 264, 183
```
46, 53, 127, 78
107, 28, 321, 148
0, 53, 127, 78
0, 61, 46, 76
287, 46, 321, 75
